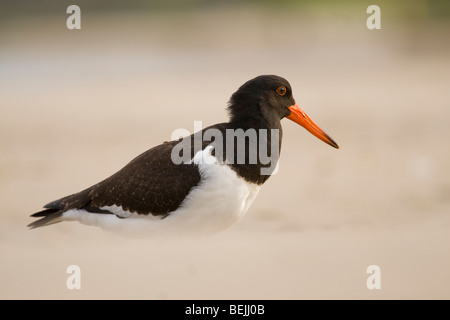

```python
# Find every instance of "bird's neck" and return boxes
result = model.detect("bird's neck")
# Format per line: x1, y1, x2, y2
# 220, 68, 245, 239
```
220, 116, 283, 185
228, 112, 281, 130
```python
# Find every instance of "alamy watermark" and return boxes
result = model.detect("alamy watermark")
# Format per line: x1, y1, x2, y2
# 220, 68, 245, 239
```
366, 5, 381, 30
66, 264, 81, 290
66, 5, 81, 30
170, 121, 280, 176
66, 5, 381, 31
366, 264, 381, 290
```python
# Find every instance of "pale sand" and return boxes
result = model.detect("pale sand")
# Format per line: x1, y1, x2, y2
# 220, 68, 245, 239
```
0, 6, 449, 299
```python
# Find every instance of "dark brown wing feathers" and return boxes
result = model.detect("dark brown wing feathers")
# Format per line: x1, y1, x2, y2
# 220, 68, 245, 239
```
32, 140, 201, 220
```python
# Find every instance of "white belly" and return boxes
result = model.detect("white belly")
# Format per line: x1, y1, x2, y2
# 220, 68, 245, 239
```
61, 146, 261, 237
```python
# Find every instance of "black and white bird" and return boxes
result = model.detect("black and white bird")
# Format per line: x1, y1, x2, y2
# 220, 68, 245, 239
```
28, 75, 338, 237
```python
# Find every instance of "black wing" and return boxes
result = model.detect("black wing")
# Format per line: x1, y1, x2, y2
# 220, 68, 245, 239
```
29, 138, 203, 228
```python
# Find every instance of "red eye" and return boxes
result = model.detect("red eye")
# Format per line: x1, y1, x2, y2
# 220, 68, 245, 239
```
276, 86, 286, 96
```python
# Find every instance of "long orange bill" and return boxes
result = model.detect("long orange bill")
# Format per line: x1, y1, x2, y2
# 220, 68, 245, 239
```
287, 103, 339, 149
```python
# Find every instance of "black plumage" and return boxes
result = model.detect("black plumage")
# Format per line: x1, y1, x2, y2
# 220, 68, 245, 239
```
29, 140, 202, 228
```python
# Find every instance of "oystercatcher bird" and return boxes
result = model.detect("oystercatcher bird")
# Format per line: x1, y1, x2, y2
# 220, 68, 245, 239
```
28, 75, 338, 236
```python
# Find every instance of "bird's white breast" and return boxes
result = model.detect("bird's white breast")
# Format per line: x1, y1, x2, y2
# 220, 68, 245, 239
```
62, 146, 261, 237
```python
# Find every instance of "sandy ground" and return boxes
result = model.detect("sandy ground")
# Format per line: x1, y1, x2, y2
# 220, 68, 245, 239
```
1, 4, 449, 299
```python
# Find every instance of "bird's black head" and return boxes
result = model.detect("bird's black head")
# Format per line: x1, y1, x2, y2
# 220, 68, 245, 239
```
227, 75, 339, 149
227, 75, 295, 128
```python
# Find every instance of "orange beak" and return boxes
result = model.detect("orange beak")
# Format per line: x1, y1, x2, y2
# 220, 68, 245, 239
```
287, 103, 339, 149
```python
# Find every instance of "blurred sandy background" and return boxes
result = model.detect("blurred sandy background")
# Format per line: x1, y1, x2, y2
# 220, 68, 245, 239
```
1, 0, 449, 299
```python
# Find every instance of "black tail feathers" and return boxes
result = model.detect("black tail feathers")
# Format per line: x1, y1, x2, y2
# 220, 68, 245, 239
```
28, 208, 63, 229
